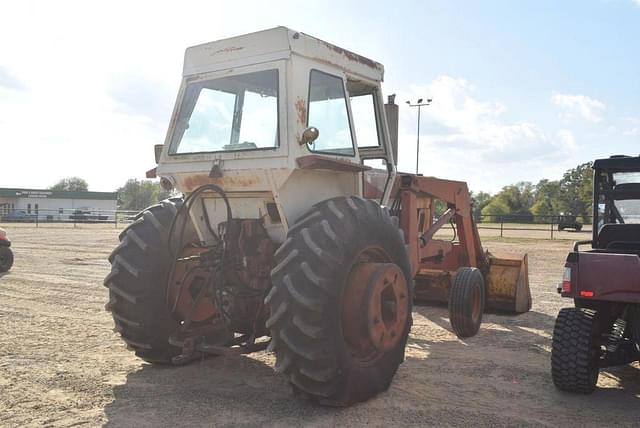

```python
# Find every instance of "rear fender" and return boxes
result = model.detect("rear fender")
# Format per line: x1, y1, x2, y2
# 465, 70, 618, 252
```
573, 252, 640, 303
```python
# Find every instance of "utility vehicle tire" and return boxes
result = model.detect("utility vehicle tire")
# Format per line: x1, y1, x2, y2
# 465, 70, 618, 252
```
103, 198, 185, 364
0, 247, 13, 272
551, 307, 601, 394
266, 196, 412, 406
449, 267, 485, 338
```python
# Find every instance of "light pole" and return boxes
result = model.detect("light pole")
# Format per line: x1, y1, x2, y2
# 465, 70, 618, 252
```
406, 98, 432, 174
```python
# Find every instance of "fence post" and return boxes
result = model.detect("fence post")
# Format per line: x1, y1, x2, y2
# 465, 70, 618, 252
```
550, 216, 554, 240
500, 217, 504, 238
115, 212, 118, 229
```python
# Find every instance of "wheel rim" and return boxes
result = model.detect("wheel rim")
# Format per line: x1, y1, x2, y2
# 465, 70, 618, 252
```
342, 247, 409, 364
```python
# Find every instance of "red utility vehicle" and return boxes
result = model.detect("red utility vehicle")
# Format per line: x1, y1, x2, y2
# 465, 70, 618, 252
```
552, 155, 640, 393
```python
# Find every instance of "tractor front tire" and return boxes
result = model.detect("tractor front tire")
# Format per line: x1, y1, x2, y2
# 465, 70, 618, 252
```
266, 196, 412, 406
103, 198, 184, 363
551, 307, 601, 393
449, 267, 485, 338
0, 246, 13, 272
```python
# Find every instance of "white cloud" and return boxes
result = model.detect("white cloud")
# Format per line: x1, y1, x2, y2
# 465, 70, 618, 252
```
551, 93, 606, 122
0, 67, 26, 91
395, 76, 579, 192
557, 129, 577, 149
621, 117, 640, 136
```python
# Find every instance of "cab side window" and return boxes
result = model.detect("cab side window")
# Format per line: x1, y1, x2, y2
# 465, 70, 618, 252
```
307, 70, 355, 156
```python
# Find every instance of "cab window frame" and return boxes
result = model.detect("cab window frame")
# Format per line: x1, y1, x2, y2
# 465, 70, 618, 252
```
305, 69, 357, 158
348, 83, 383, 149
168, 67, 282, 156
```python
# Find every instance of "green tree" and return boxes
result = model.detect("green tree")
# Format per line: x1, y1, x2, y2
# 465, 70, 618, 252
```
481, 199, 510, 220
50, 177, 89, 192
117, 179, 172, 210
557, 162, 593, 219
471, 191, 492, 220
530, 179, 561, 222
480, 182, 534, 222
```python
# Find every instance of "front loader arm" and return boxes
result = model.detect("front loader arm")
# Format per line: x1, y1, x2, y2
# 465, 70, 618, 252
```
396, 174, 486, 277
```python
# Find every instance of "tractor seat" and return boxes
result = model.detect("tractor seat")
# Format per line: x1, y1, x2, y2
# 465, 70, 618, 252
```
596, 223, 640, 250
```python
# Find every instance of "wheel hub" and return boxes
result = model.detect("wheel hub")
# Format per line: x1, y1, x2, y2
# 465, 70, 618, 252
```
343, 262, 409, 361
167, 246, 218, 324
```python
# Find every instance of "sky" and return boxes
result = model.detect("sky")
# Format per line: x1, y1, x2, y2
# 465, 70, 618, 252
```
0, 0, 638, 193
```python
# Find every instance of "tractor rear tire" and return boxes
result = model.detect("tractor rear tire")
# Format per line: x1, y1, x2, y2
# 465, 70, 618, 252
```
0, 247, 13, 272
103, 198, 185, 364
266, 196, 412, 406
551, 307, 601, 394
449, 267, 485, 338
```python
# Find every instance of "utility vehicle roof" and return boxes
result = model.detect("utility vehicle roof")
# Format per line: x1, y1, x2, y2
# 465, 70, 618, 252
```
183, 27, 384, 82
593, 155, 640, 172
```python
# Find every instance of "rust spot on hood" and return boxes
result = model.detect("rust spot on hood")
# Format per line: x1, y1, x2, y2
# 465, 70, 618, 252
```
295, 97, 307, 126
179, 174, 260, 193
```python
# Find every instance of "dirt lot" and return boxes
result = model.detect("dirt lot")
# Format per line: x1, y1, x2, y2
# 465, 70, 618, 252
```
1, 225, 639, 427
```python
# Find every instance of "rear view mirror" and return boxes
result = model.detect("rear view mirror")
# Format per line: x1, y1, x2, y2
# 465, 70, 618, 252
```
300, 127, 319, 145
154, 144, 164, 164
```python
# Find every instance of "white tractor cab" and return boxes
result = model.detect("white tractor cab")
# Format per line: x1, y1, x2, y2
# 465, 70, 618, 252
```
155, 27, 396, 244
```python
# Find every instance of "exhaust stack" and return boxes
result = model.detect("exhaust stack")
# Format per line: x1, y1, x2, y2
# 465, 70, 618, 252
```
384, 94, 399, 166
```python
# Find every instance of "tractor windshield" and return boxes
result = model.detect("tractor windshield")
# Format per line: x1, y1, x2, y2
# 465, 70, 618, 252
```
170, 69, 279, 154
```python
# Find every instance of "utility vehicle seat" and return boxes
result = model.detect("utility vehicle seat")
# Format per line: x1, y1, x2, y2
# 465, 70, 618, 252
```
596, 223, 640, 250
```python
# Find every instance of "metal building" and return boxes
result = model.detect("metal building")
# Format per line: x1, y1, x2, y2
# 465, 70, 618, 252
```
0, 188, 117, 222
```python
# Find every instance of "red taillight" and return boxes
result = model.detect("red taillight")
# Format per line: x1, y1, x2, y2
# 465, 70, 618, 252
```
561, 267, 571, 293
580, 290, 594, 297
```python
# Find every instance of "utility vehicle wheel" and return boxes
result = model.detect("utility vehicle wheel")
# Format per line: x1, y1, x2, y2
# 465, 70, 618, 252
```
266, 196, 412, 406
0, 247, 13, 272
103, 198, 185, 363
551, 307, 601, 394
449, 267, 485, 338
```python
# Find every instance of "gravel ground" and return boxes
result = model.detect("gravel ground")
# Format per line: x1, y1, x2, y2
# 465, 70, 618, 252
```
0, 225, 639, 427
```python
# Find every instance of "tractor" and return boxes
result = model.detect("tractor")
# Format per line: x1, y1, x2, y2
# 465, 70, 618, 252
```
0, 227, 13, 272
552, 155, 640, 393
104, 27, 530, 406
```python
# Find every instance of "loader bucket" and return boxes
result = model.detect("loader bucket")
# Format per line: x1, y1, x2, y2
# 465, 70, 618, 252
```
485, 253, 531, 313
